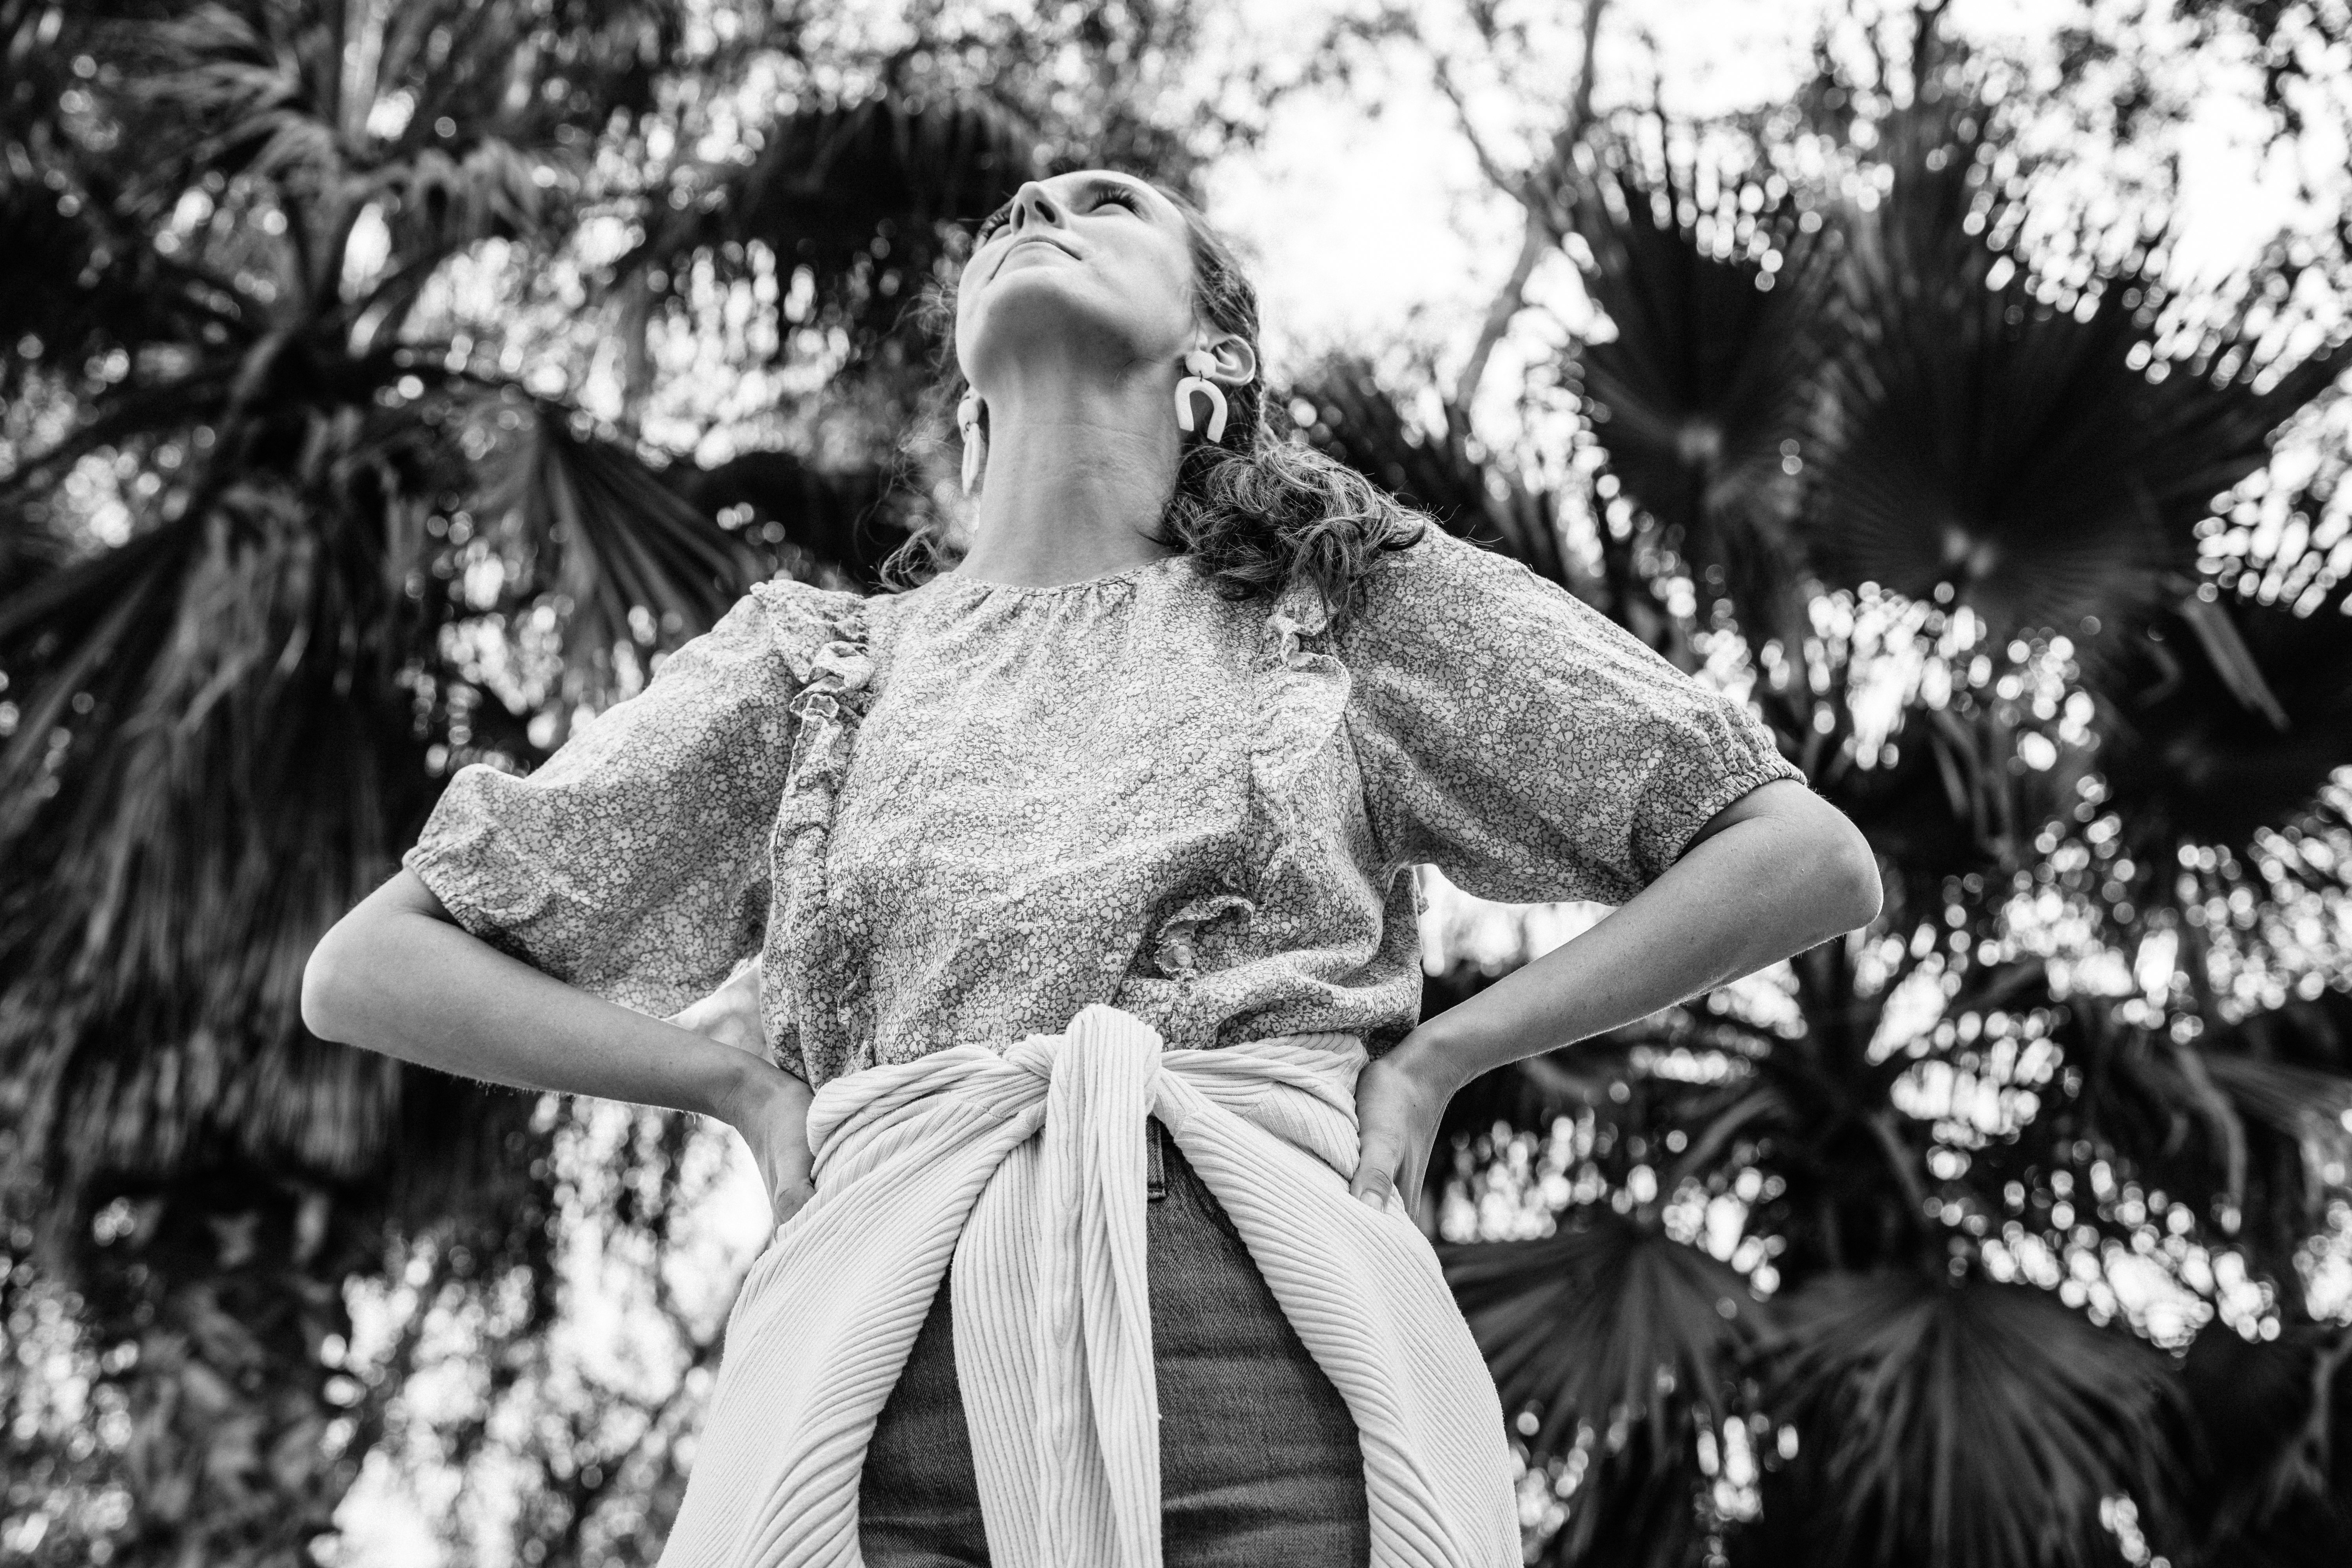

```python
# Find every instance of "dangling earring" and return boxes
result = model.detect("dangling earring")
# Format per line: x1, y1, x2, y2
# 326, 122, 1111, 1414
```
957, 387, 985, 495
1174, 348, 1229, 444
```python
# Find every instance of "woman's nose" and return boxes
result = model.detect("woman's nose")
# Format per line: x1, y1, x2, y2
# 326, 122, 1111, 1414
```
1008, 181, 1063, 233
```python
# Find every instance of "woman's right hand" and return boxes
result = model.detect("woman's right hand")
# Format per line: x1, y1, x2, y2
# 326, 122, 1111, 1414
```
668, 955, 817, 1229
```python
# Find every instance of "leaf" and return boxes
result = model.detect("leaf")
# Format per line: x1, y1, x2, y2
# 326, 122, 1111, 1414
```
480, 399, 761, 695
623, 93, 1036, 359
2177, 1323, 2352, 1567
1559, 134, 1836, 645
674, 448, 912, 585
1752, 1271, 2178, 1568
1288, 356, 1580, 592
1823, 695, 2061, 918
1804, 105, 2348, 648
1445, 1212, 1771, 1565
2013, 984, 2352, 1296
2085, 573, 2352, 916
0, 476, 459, 1196
1444, 1212, 1769, 1461
2177, 593, 2290, 730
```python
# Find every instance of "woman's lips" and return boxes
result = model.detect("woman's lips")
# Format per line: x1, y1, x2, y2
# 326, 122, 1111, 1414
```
995, 234, 1078, 275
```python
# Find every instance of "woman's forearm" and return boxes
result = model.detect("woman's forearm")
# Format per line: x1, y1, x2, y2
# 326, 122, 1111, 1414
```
1408, 780, 1881, 1087
301, 868, 794, 1127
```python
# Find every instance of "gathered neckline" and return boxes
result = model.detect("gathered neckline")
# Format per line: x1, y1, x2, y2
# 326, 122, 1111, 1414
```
920, 552, 1192, 598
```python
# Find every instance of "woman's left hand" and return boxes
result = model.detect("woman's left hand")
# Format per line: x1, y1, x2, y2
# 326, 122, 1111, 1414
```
1349, 1032, 1462, 1215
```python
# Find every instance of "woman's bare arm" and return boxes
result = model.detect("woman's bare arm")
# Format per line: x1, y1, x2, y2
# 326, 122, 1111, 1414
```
301, 870, 813, 1216
1416, 777, 1878, 1076
1351, 777, 1882, 1207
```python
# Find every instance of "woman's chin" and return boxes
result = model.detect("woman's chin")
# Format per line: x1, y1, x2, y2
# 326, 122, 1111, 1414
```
968, 277, 1162, 363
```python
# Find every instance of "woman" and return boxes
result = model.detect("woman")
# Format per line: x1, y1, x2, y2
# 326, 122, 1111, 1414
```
302, 170, 1882, 1568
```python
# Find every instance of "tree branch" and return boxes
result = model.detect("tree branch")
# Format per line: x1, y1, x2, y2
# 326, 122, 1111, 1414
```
1448, 0, 1608, 413
1425, 52, 1522, 198
1452, 221, 1548, 412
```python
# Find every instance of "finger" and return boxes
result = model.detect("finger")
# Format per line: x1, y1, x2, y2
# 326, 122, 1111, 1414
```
1351, 1132, 1400, 1207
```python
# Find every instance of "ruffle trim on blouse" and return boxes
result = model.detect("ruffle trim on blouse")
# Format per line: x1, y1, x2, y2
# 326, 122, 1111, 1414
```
1147, 891, 1256, 981
756, 581, 878, 1085
1243, 572, 1354, 899
751, 568, 1356, 1065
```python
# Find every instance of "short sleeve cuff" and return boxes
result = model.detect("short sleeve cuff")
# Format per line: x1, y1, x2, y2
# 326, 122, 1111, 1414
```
1635, 738, 1808, 880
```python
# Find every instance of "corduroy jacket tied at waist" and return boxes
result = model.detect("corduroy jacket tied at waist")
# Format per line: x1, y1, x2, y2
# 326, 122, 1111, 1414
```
655, 1002, 1520, 1568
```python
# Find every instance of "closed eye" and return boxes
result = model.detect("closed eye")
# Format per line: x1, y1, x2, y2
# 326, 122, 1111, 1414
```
974, 181, 1145, 243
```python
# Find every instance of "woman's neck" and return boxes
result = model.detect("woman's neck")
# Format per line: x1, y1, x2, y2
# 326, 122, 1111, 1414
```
956, 356, 1185, 587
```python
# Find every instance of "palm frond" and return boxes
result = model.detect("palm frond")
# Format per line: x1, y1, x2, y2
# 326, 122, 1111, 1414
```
2177, 1323, 2352, 1568
481, 399, 762, 698
1288, 356, 1579, 592
2079, 565, 2352, 939
1443, 1215, 1766, 1459
1807, 105, 2350, 649
1813, 693, 2064, 920
1444, 1213, 1769, 1564
105, 2, 338, 204
1560, 134, 1837, 645
623, 93, 1036, 360
0, 166, 232, 401
675, 448, 912, 586
367, 136, 566, 269
2055, 987, 2352, 1290
0, 377, 783, 1218
1752, 1271, 2178, 1568
0, 470, 459, 1203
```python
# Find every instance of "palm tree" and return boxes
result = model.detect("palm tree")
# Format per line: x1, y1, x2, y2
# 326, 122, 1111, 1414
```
0, 3, 1043, 1560
1299, 29, 2352, 1568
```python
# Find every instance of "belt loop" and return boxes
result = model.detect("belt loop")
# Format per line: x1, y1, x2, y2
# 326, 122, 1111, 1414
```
1145, 1118, 1167, 1201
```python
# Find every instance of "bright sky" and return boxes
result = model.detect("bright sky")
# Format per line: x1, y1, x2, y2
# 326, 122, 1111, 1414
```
325, 4, 2340, 1561
1206, 0, 2323, 390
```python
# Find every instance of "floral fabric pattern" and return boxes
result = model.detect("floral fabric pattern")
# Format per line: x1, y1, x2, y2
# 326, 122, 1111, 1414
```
403, 524, 1804, 1090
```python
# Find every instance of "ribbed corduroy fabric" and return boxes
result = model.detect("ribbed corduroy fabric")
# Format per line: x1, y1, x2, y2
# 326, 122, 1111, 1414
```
656, 1003, 1519, 1568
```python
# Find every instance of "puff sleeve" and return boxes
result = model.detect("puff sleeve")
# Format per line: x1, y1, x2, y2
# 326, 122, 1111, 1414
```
401, 582, 819, 1017
1339, 526, 1805, 907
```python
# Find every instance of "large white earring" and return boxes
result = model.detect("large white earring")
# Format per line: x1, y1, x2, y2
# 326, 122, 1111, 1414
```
1174, 348, 1229, 444
957, 387, 984, 495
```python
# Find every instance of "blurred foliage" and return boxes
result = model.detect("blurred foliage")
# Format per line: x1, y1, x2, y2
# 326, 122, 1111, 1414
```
0, 0, 1249, 1560
1287, 5, 2352, 1566
5, 2, 2352, 1567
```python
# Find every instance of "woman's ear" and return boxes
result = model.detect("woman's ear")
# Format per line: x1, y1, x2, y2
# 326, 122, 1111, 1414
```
1194, 330, 1256, 388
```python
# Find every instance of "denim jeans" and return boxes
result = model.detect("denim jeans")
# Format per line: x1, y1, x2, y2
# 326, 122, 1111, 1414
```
858, 1119, 1375, 1566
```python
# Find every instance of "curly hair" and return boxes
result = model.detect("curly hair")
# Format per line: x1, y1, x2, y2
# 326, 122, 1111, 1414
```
881, 180, 1425, 635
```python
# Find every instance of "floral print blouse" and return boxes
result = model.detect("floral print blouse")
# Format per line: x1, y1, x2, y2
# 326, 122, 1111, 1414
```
402, 523, 1804, 1089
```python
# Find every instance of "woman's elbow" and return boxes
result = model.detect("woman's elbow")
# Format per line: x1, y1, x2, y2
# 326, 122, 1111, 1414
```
302, 903, 394, 1043
299, 921, 359, 1042
303, 870, 450, 1042
1815, 815, 1884, 932
1763, 785, 1881, 933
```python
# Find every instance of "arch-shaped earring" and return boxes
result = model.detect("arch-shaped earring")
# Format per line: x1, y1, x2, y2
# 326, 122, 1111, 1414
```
1174, 348, 1229, 444
957, 387, 985, 495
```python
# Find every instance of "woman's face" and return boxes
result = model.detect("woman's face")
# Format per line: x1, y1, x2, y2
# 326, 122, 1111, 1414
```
954, 170, 1200, 390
